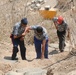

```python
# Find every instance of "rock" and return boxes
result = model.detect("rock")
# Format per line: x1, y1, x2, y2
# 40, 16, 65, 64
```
9, 0, 13, 2
47, 69, 53, 75
5, 71, 23, 75
16, 68, 47, 75
45, 5, 51, 10
0, 70, 4, 75
67, 70, 76, 75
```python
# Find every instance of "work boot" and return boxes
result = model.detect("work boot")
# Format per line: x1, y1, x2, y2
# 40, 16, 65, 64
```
60, 50, 64, 52
11, 57, 18, 60
22, 58, 26, 60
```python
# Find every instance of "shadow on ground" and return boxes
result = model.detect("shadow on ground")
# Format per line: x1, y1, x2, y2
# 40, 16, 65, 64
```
4, 56, 35, 62
49, 50, 59, 55
4, 56, 12, 60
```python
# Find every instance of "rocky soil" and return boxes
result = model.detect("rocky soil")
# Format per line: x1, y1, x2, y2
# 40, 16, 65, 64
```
0, 0, 76, 75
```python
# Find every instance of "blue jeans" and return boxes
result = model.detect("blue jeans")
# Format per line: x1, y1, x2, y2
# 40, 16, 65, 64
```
34, 36, 48, 58
11, 35, 26, 60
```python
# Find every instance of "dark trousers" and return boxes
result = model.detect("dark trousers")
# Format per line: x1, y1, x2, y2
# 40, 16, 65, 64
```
34, 36, 48, 58
57, 30, 66, 52
11, 36, 26, 60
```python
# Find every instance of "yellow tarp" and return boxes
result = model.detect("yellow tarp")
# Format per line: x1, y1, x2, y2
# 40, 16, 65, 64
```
39, 8, 57, 19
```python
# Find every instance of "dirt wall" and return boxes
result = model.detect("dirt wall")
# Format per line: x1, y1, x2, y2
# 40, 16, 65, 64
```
0, 0, 30, 42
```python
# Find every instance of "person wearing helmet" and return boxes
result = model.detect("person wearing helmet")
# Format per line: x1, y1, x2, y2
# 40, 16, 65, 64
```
52, 16, 70, 52
24, 25, 48, 59
10, 18, 28, 60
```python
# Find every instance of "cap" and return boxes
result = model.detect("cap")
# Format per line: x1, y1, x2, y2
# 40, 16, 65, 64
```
21, 18, 28, 25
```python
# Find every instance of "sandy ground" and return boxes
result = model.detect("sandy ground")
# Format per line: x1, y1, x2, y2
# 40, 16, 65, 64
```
0, 40, 76, 75
0, 0, 76, 74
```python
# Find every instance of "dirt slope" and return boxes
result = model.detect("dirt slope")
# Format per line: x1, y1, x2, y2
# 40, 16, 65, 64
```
0, 0, 76, 75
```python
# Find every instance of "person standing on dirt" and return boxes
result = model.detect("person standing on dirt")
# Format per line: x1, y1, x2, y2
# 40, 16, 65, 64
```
24, 25, 48, 59
52, 16, 70, 52
10, 18, 28, 60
